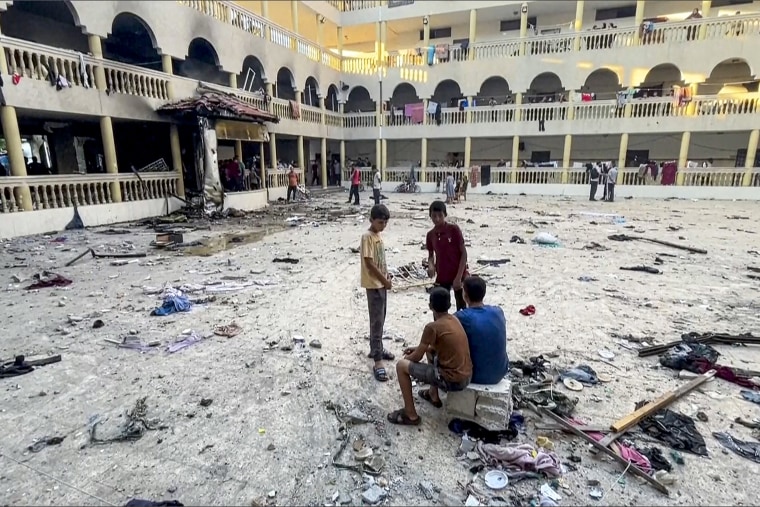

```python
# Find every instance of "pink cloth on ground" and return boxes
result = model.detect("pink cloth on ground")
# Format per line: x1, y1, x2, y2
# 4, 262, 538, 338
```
477, 441, 562, 477
568, 417, 652, 473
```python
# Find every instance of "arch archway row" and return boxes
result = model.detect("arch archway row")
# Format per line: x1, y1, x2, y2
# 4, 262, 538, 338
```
18, 0, 342, 98
345, 59, 756, 106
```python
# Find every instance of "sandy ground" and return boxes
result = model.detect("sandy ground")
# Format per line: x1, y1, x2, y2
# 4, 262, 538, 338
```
0, 191, 759, 507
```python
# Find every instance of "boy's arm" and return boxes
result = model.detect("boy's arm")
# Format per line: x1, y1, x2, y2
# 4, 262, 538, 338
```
363, 256, 391, 289
454, 225, 468, 288
405, 326, 435, 363
426, 232, 436, 278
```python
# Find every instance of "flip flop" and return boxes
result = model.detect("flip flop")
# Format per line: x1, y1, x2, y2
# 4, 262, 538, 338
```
367, 350, 395, 361
519, 305, 536, 316
373, 367, 389, 382
387, 408, 421, 426
419, 389, 443, 408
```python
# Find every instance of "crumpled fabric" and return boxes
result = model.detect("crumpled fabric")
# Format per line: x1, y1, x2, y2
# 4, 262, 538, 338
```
568, 418, 652, 473
693, 357, 759, 389
713, 432, 760, 464
166, 332, 204, 353
25, 272, 72, 290
636, 405, 707, 456
151, 292, 191, 316
477, 441, 562, 477
638, 446, 672, 472
514, 383, 578, 418
560, 365, 598, 384
659, 343, 720, 372
741, 390, 760, 405
125, 500, 184, 507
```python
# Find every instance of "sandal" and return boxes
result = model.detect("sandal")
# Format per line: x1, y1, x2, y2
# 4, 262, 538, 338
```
367, 349, 395, 361
387, 408, 421, 426
373, 367, 389, 382
419, 389, 443, 408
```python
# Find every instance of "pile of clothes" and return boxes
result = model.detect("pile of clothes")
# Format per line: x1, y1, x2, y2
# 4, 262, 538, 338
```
659, 341, 759, 389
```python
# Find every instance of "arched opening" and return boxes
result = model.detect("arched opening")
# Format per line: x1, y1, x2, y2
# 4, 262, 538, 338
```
476, 76, 512, 105
581, 69, 622, 100
389, 83, 421, 125
345, 86, 375, 113
103, 13, 161, 71
638, 64, 683, 98
325, 85, 340, 112
275, 67, 296, 100
174, 37, 227, 86
238, 55, 266, 93
432, 79, 463, 108
703, 58, 757, 95
527, 72, 565, 103
0, 0, 88, 52
303, 76, 320, 106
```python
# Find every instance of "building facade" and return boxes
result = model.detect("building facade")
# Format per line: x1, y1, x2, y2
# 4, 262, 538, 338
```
0, 0, 759, 237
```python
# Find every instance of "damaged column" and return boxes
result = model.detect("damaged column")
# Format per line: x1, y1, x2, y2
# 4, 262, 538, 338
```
0, 106, 33, 210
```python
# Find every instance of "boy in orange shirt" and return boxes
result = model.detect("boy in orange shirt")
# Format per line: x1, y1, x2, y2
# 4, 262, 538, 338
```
361, 204, 394, 381
287, 167, 299, 202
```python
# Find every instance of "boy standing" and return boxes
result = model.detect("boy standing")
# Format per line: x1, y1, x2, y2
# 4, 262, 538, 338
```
347, 165, 361, 205
372, 165, 382, 205
426, 201, 468, 311
286, 167, 299, 202
606, 164, 618, 202
361, 204, 394, 382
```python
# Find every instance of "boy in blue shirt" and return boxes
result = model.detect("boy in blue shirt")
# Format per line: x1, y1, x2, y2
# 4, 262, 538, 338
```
454, 276, 508, 385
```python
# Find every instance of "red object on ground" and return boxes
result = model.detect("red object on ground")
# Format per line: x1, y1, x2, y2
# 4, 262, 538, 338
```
519, 305, 536, 316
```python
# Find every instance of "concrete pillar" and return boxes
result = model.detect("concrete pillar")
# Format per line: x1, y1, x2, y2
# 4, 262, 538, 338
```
169, 124, 185, 197
234, 140, 243, 160
337, 26, 344, 56
296, 135, 305, 172
421, 138, 428, 183
573, 0, 584, 50
380, 20, 387, 64
677, 131, 690, 185
381, 139, 387, 173
634, 0, 645, 44
88, 35, 107, 91
259, 142, 266, 186
698, 1, 711, 39
617, 132, 629, 170
320, 137, 328, 189
464, 136, 472, 169
229, 73, 238, 89
466, 96, 473, 123
269, 132, 278, 169
340, 140, 346, 175
295, 90, 303, 106
468, 10, 477, 61
320, 97, 326, 125
161, 54, 175, 99
519, 3, 528, 56
262, 2, 271, 40
562, 134, 572, 183
291, 0, 299, 34
423, 19, 430, 48
99, 116, 122, 203
0, 106, 33, 210
511, 136, 520, 183
423, 99, 429, 125
375, 139, 381, 174
566, 91, 575, 120
743, 129, 758, 186
514, 92, 523, 122
265, 83, 274, 112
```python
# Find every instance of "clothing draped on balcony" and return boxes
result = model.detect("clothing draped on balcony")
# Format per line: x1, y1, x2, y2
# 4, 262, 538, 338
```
404, 102, 424, 124
672, 86, 693, 107
661, 162, 678, 185
289, 100, 301, 119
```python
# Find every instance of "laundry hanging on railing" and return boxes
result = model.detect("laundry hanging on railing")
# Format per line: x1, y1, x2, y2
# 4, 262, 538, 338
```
661, 161, 677, 185
404, 102, 424, 124
427, 101, 438, 114
672, 85, 692, 107
581, 93, 595, 102
289, 100, 300, 119
78, 53, 90, 89
427, 46, 435, 65
435, 44, 449, 61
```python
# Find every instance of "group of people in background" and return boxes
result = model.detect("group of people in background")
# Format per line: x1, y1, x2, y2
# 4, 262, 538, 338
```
586, 162, 618, 202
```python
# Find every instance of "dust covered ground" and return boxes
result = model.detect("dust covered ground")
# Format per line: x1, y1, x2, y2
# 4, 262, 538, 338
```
0, 192, 759, 506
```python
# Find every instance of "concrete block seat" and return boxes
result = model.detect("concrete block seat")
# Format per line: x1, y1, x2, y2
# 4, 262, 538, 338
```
444, 378, 513, 431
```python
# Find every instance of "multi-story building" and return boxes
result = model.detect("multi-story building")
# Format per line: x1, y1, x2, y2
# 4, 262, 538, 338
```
1, 0, 758, 238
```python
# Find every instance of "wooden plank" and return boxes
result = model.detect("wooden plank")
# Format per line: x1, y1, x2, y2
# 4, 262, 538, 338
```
537, 406, 669, 495
597, 430, 626, 448
610, 370, 715, 433
535, 424, 610, 433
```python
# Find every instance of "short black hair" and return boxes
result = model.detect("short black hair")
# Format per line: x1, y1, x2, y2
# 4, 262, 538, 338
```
463, 276, 486, 303
429, 287, 451, 312
429, 200, 447, 216
370, 204, 390, 221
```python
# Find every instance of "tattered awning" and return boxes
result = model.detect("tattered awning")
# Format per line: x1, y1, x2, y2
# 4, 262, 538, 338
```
157, 88, 279, 124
